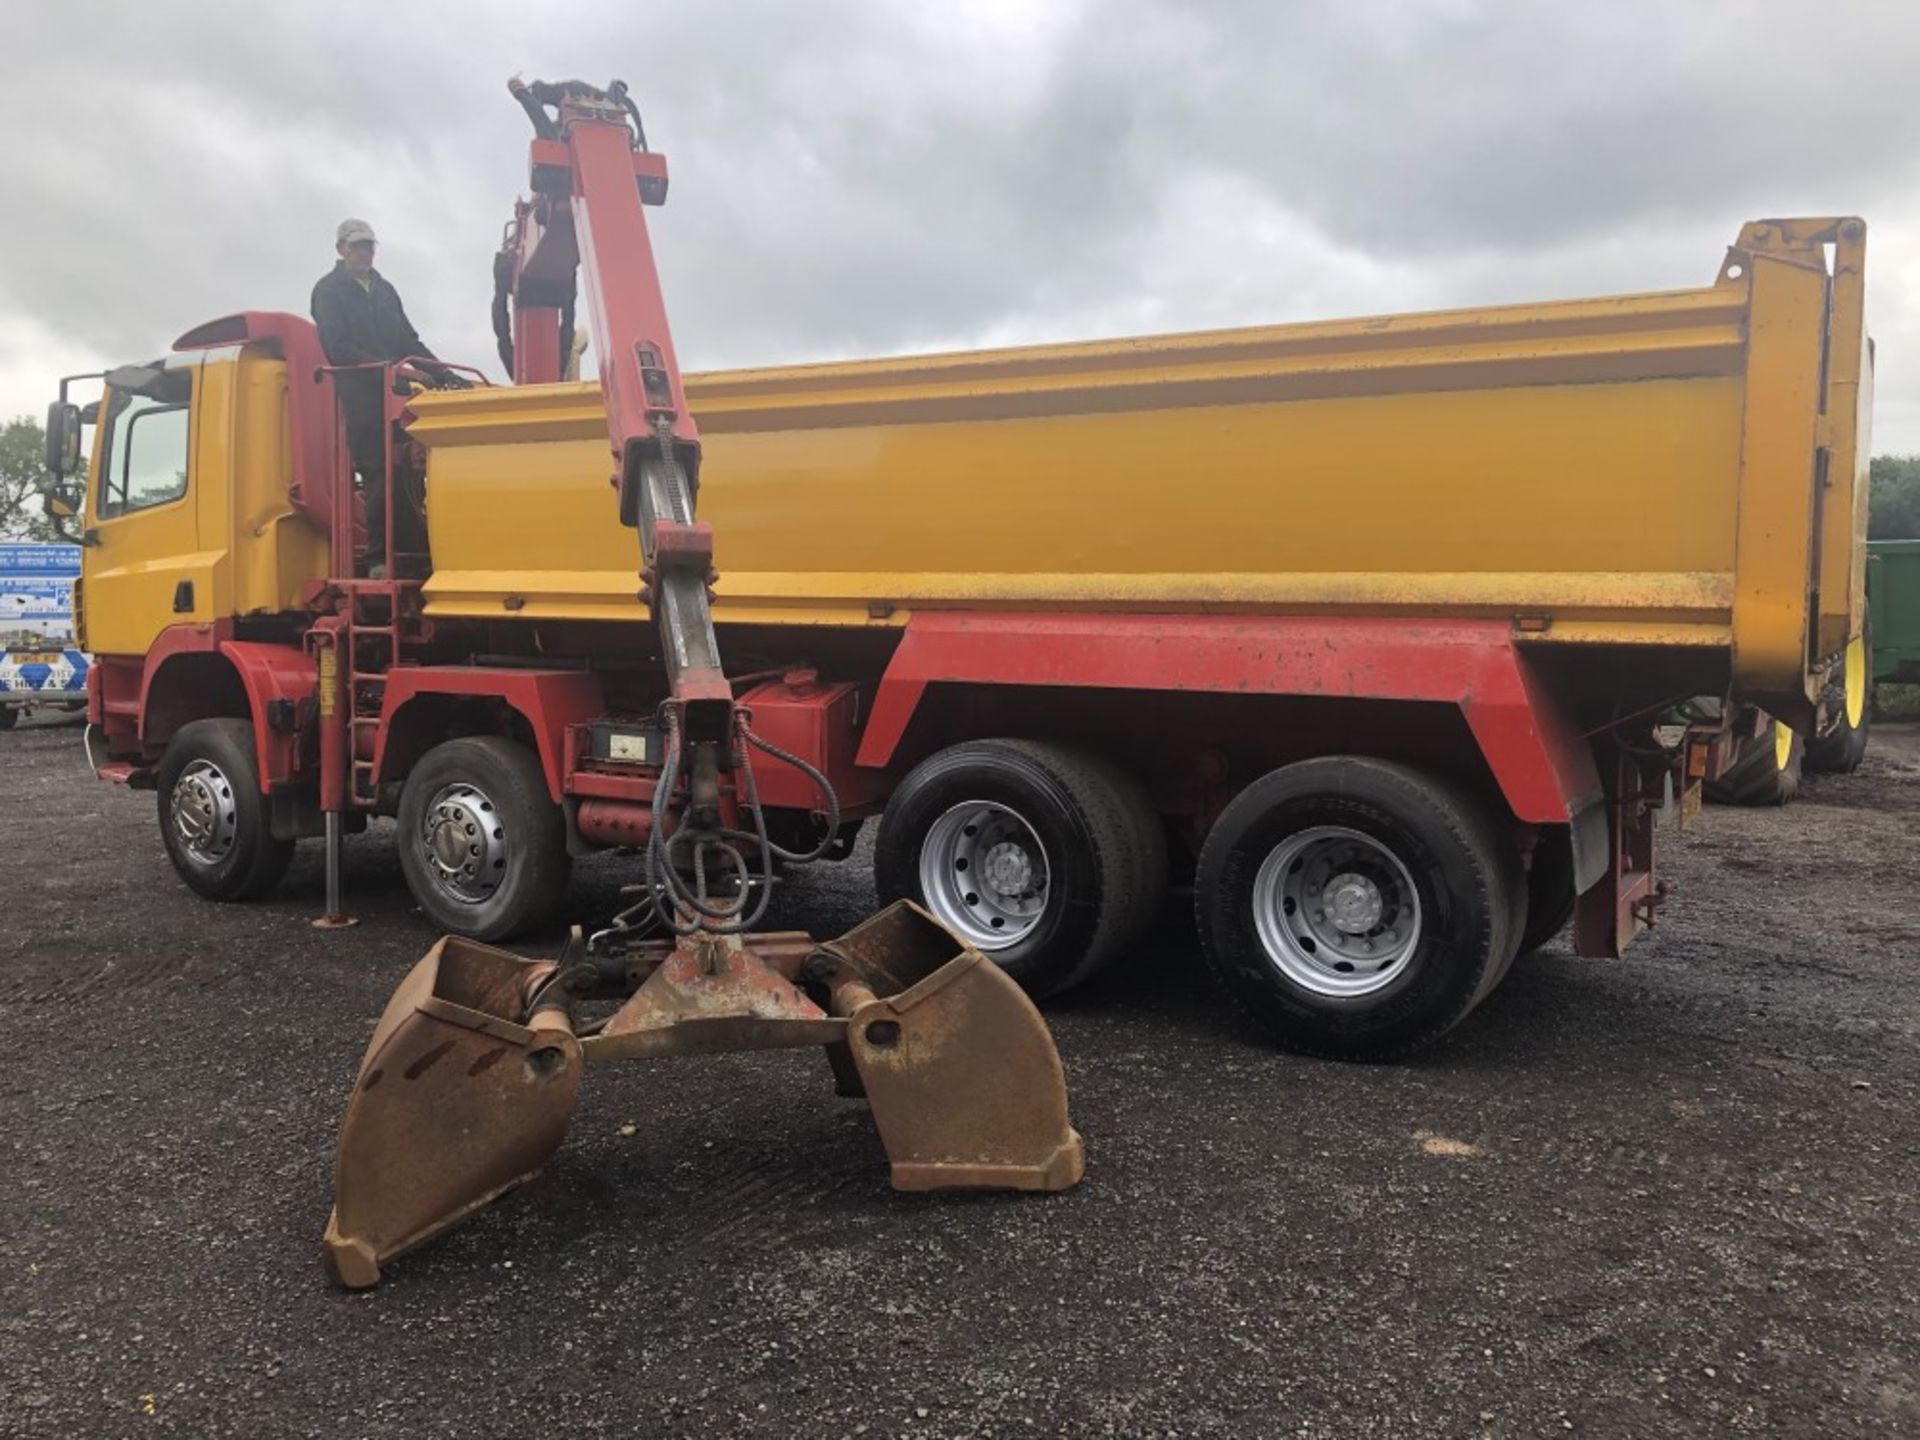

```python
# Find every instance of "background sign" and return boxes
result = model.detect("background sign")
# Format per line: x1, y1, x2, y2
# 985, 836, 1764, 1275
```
0, 543, 82, 647
0, 544, 82, 575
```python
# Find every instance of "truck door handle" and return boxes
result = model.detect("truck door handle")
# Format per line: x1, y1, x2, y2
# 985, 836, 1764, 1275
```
172, 580, 194, 613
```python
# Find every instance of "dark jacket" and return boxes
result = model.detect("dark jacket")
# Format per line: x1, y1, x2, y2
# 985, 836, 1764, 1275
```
310, 261, 436, 368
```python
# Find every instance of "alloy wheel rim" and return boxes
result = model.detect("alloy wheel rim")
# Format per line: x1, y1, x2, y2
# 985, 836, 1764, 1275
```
421, 782, 509, 904
919, 801, 1051, 952
170, 758, 238, 866
1251, 825, 1422, 998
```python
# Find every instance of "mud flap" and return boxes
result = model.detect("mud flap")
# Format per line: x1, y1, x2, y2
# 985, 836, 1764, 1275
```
822, 903, 1085, 1193
322, 937, 582, 1289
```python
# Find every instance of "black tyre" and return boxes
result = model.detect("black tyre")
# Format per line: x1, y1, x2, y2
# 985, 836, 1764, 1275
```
0, 706, 17, 732
1194, 757, 1522, 1060
1807, 705, 1870, 774
1806, 632, 1872, 774
1514, 826, 1576, 958
1704, 713, 1803, 806
156, 717, 295, 901
874, 739, 1168, 998
397, 736, 571, 941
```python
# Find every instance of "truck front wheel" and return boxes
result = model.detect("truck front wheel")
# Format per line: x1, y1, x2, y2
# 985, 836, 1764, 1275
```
156, 718, 295, 901
874, 739, 1167, 999
1194, 757, 1522, 1060
397, 737, 571, 941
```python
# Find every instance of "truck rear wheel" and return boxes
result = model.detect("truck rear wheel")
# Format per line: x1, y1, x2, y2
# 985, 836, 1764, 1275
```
397, 737, 570, 941
0, 706, 17, 732
1194, 757, 1521, 1060
874, 739, 1167, 999
156, 718, 295, 901
1704, 713, 1802, 806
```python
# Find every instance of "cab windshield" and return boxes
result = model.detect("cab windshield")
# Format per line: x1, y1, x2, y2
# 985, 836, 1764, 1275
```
96, 367, 193, 520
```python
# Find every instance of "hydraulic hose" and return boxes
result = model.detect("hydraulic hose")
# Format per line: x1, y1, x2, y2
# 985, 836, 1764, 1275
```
633, 701, 844, 938
491, 250, 515, 374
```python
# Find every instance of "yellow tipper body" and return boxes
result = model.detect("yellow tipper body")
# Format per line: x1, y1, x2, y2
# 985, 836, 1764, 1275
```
409, 220, 1869, 717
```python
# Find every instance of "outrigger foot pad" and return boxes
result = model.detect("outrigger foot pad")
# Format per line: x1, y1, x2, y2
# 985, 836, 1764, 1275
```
323, 903, 1081, 1287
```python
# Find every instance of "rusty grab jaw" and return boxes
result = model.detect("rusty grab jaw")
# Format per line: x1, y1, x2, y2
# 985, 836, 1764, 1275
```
812, 911, 1085, 1193
322, 941, 580, 1289
323, 902, 1084, 1288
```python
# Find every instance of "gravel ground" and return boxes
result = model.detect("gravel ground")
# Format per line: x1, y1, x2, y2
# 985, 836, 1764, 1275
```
2, 709, 1916, 1439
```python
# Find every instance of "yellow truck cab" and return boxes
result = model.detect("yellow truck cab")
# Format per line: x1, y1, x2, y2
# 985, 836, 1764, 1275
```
75, 346, 328, 659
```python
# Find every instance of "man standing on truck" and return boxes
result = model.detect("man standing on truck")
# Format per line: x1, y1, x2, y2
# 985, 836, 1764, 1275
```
310, 219, 464, 574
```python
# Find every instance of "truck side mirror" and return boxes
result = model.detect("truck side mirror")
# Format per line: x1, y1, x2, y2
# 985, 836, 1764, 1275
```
40, 484, 98, 546
40, 482, 97, 545
38, 401, 95, 545
44, 400, 81, 478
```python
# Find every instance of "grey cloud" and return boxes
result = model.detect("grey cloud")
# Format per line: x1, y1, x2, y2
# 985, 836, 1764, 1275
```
6, 1, 1920, 446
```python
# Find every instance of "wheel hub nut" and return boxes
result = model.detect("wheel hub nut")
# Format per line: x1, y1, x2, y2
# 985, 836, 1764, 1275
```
429, 814, 477, 876
178, 784, 215, 842
1323, 872, 1383, 934
981, 840, 1033, 896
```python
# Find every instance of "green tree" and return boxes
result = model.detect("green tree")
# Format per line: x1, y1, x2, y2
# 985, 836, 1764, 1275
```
1870, 455, 1920, 540
0, 415, 57, 542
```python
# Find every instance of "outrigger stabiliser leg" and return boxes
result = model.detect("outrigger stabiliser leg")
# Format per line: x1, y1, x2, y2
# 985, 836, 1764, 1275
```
322, 78, 1083, 1288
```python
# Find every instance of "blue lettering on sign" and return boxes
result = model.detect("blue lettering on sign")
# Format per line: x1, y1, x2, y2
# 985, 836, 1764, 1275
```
0, 544, 82, 577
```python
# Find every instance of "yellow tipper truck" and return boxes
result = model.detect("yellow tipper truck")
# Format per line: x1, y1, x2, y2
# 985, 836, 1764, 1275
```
49, 215, 1870, 1060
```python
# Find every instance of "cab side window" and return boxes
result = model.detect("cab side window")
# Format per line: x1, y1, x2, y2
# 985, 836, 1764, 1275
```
98, 376, 193, 520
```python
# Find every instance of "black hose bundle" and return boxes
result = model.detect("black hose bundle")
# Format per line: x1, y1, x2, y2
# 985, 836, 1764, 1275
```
491, 250, 516, 375
598, 702, 842, 942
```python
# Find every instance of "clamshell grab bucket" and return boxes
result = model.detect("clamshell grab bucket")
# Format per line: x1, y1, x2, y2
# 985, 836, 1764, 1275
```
819, 903, 1085, 1192
322, 903, 1080, 1288
322, 937, 582, 1288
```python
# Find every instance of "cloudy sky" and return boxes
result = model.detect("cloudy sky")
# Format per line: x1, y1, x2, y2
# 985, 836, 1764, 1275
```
8, 1, 1920, 449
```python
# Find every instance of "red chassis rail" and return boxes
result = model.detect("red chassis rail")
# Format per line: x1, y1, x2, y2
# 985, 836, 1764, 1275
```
92, 606, 1648, 952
